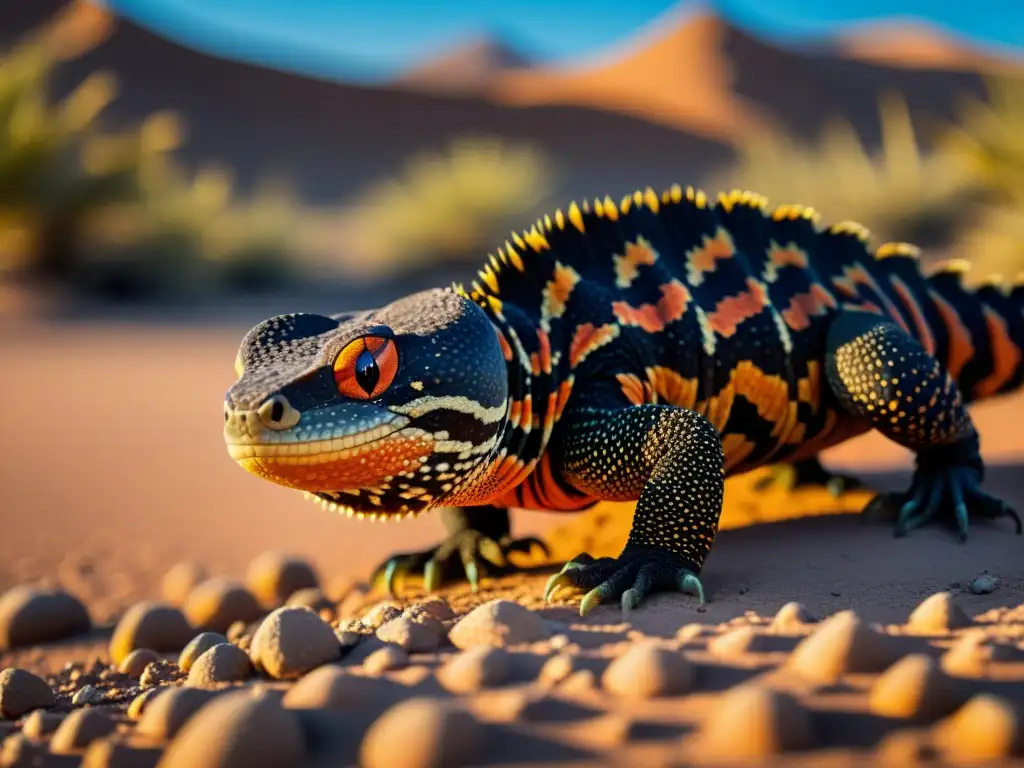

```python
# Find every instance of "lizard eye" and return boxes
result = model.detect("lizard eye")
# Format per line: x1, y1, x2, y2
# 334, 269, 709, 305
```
333, 335, 398, 400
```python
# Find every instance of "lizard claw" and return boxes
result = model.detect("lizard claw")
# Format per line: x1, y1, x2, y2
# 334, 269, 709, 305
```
545, 546, 705, 616
370, 530, 551, 597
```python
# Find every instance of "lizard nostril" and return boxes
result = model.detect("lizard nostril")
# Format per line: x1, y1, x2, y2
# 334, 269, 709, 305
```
257, 395, 299, 430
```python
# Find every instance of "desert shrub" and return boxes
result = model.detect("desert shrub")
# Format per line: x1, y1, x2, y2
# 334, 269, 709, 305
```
936, 75, 1024, 278
707, 93, 978, 249
342, 137, 557, 277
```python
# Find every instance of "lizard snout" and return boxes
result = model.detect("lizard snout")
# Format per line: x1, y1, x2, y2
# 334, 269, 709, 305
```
224, 394, 300, 439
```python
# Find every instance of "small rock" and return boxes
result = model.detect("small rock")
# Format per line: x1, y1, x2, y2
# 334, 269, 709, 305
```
183, 578, 264, 634
49, 708, 116, 754
178, 632, 230, 673
187, 643, 253, 687
0, 585, 91, 649
136, 687, 220, 740
707, 626, 758, 658
376, 616, 446, 653
403, 597, 454, 623
786, 610, 900, 683
602, 642, 694, 699
158, 690, 307, 768
942, 628, 1013, 677
285, 588, 333, 617
0, 668, 54, 718
538, 653, 575, 686
360, 698, 483, 768
360, 602, 403, 631
82, 736, 163, 768
249, 606, 340, 680
437, 646, 511, 693
227, 622, 259, 655
127, 688, 162, 720
675, 623, 705, 644
696, 685, 813, 759
448, 600, 548, 649
246, 551, 320, 608
73, 684, 100, 706
109, 602, 195, 665
21, 709, 65, 738
0, 734, 42, 765
282, 665, 396, 710
868, 654, 965, 721
119, 649, 161, 678
906, 592, 972, 634
161, 562, 208, 606
337, 587, 370, 620
970, 574, 999, 595
932, 694, 1019, 762
363, 645, 409, 675
874, 730, 931, 764
771, 602, 813, 632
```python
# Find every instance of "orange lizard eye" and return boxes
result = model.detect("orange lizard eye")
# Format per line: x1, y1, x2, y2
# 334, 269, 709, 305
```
333, 335, 398, 400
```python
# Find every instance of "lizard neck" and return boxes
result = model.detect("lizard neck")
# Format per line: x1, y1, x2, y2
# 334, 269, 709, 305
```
442, 293, 572, 507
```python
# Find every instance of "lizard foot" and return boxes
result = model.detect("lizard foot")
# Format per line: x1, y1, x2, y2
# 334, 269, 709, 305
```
753, 457, 866, 498
861, 466, 1022, 542
369, 531, 548, 598
543, 545, 706, 617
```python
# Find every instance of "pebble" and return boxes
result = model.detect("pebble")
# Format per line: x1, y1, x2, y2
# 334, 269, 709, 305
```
538, 653, 576, 686
941, 629, 1013, 677
905, 592, 971, 634
49, 708, 116, 753
360, 602, 403, 630
0, 734, 42, 765
970, 574, 999, 595
187, 644, 254, 687
786, 610, 900, 683
119, 649, 162, 678
376, 616, 446, 653
281, 665, 391, 710
932, 694, 1019, 762
183, 578, 264, 634
21, 709, 65, 738
707, 626, 758, 658
73, 683, 101, 706
161, 562, 208, 606
771, 602, 813, 632
127, 688, 162, 720
360, 698, 483, 768
448, 600, 548, 649
602, 641, 694, 699
0, 585, 91, 649
675, 623, 705, 644
696, 685, 813, 759
82, 736, 163, 768
246, 552, 320, 608
363, 645, 410, 674
403, 597, 455, 623
284, 587, 333, 617
249, 606, 340, 680
158, 690, 307, 768
868, 654, 965, 721
0, 667, 54, 718
135, 687, 221, 740
437, 646, 511, 693
178, 632, 230, 673
109, 602, 195, 665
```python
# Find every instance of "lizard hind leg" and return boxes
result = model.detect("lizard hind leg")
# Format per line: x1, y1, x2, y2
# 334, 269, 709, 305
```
753, 456, 867, 498
826, 309, 1021, 540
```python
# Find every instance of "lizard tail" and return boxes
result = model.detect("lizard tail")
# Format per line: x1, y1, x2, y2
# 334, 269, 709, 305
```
924, 260, 1024, 403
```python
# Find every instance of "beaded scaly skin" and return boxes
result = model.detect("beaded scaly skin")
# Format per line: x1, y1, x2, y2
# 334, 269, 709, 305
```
224, 186, 1024, 615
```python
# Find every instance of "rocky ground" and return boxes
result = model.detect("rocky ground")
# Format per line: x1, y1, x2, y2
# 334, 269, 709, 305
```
0, 541, 1023, 768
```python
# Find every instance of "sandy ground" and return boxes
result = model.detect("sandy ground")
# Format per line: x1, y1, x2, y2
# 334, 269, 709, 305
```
2, 318, 1024, 765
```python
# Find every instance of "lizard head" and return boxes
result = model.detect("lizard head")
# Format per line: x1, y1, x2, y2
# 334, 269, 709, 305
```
223, 288, 509, 520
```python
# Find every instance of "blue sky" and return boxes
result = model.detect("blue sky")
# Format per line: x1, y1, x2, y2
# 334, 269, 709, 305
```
108, 0, 1024, 82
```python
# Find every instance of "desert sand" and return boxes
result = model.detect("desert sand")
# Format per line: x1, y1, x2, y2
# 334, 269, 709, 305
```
0, 317, 1023, 765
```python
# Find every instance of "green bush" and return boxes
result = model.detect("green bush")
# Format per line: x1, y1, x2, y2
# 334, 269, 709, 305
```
707, 93, 978, 249
342, 137, 557, 278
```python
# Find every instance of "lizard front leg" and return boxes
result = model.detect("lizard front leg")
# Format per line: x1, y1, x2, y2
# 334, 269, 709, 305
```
545, 404, 724, 615
369, 505, 547, 596
826, 309, 1021, 540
